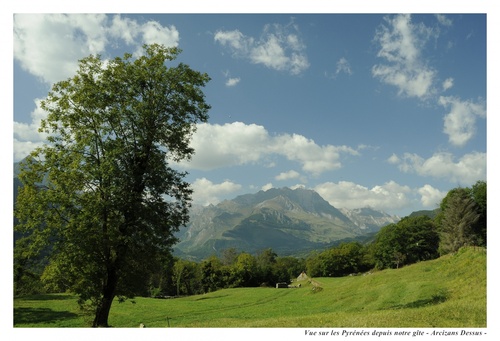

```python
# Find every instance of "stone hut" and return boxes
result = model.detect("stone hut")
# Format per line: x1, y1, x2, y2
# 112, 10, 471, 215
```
296, 271, 308, 281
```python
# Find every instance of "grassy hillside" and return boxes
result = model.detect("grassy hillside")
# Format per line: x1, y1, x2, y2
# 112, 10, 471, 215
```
14, 246, 486, 328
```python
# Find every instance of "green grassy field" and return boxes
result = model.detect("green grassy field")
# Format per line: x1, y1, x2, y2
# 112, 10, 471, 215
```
13, 246, 486, 328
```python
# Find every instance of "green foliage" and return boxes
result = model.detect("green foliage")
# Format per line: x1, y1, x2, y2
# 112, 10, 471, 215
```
148, 253, 176, 297
469, 181, 487, 245
14, 247, 486, 328
438, 190, 480, 254
232, 253, 259, 287
255, 248, 278, 285
14, 44, 210, 327
373, 216, 439, 269
200, 255, 225, 293
172, 259, 201, 296
306, 242, 372, 277
273, 256, 305, 283
436, 181, 486, 254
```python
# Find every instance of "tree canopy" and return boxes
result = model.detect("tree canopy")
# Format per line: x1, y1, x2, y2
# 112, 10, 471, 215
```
14, 44, 211, 327
373, 216, 439, 269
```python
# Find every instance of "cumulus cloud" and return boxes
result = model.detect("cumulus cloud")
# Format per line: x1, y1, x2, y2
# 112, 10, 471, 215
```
314, 181, 412, 212
13, 14, 181, 161
387, 153, 400, 164
13, 139, 45, 162
372, 14, 438, 99
178, 122, 359, 176
14, 14, 179, 85
393, 151, 486, 184
442, 78, 454, 91
261, 183, 274, 191
418, 184, 447, 208
438, 96, 486, 147
191, 178, 242, 206
275, 170, 301, 181
214, 22, 309, 75
272, 134, 359, 176
13, 99, 49, 161
225, 77, 241, 87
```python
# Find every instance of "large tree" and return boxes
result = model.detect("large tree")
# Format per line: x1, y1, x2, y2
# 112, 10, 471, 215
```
14, 44, 210, 327
373, 216, 439, 269
438, 188, 481, 255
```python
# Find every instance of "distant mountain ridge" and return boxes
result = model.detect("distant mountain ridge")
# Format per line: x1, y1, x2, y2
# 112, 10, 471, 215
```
13, 161, 400, 260
174, 187, 400, 260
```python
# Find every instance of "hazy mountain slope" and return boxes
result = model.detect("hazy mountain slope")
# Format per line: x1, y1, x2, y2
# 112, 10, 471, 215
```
175, 187, 399, 259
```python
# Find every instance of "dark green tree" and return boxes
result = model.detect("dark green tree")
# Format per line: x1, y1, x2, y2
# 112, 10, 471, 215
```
373, 216, 439, 269
469, 181, 487, 246
200, 255, 224, 293
256, 248, 278, 285
274, 256, 305, 283
231, 253, 258, 287
306, 242, 371, 277
438, 189, 481, 255
14, 44, 210, 327
172, 258, 201, 296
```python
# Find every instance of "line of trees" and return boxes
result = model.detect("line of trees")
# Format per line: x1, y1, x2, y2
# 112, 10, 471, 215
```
15, 180, 486, 300
146, 249, 306, 297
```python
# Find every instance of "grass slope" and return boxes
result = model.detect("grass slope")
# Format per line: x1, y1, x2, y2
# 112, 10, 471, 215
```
14, 246, 486, 328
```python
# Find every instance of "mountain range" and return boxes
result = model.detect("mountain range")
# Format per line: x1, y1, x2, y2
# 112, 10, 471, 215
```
174, 187, 400, 260
13, 161, 400, 261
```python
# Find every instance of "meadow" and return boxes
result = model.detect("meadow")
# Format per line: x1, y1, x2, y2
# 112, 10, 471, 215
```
13, 246, 486, 328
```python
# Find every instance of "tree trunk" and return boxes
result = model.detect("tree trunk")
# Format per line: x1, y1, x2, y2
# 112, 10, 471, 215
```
93, 267, 118, 327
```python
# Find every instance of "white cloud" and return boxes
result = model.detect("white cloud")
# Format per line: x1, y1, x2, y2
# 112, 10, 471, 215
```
261, 183, 274, 191
108, 14, 140, 45
222, 70, 241, 87
372, 14, 437, 99
225, 77, 241, 87
439, 96, 486, 147
336, 57, 352, 76
13, 139, 45, 162
14, 14, 179, 85
13, 99, 49, 161
13, 14, 181, 161
14, 14, 107, 84
272, 134, 359, 176
394, 151, 486, 184
275, 170, 301, 181
214, 30, 250, 52
191, 178, 242, 206
442, 78, 454, 91
418, 184, 446, 208
387, 153, 400, 164
435, 14, 453, 27
178, 122, 359, 176
140, 21, 179, 47
214, 22, 309, 75
314, 180, 412, 212
180, 122, 270, 170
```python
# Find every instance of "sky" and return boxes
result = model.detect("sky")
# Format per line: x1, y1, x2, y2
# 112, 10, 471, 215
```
8, 3, 493, 219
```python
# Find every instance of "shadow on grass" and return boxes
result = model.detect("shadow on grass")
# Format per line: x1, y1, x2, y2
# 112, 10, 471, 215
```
14, 307, 79, 326
390, 291, 449, 310
194, 294, 229, 301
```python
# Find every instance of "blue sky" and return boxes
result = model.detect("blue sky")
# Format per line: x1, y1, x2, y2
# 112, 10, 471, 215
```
9, 6, 491, 217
